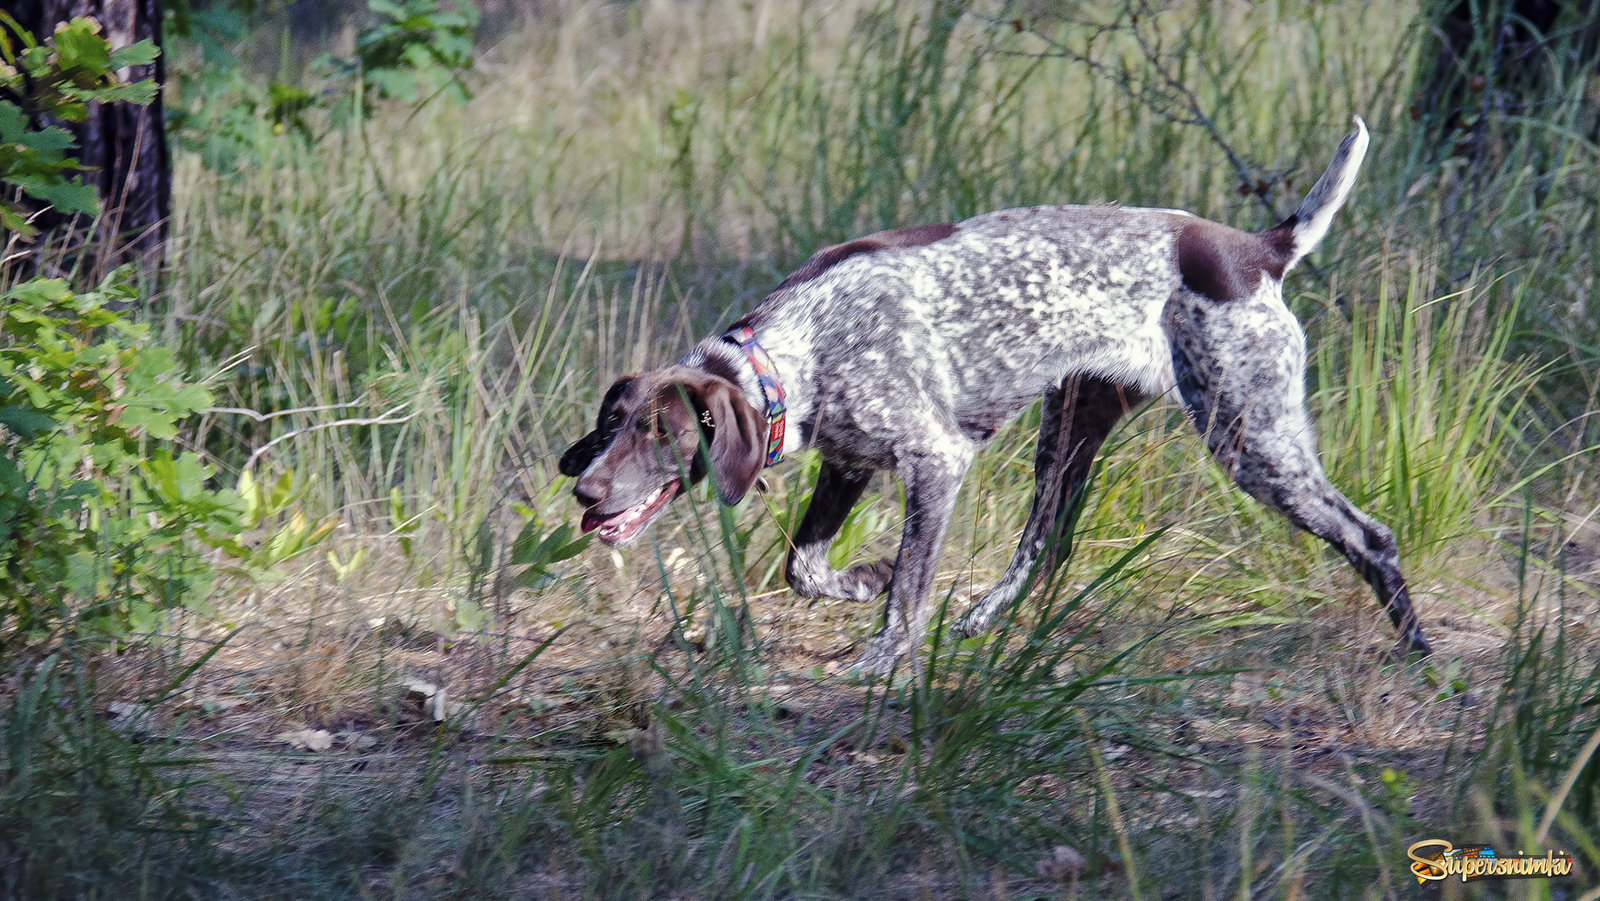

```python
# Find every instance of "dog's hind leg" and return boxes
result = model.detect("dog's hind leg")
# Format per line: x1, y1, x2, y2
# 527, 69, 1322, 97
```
785, 462, 894, 602
1166, 294, 1432, 655
954, 376, 1143, 638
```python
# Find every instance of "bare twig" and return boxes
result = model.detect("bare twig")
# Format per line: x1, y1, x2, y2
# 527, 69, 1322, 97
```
1122, 9, 1281, 222
991, 2, 1291, 223
212, 401, 370, 423
205, 346, 257, 383
240, 402, 416, 470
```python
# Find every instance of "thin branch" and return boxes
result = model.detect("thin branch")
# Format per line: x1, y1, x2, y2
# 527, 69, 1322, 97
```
212, 401, 370, 423
1123, 10, 1281, 222
243, 403, 416, 470
991, 3, 1289, 223
205, 345, 256, 383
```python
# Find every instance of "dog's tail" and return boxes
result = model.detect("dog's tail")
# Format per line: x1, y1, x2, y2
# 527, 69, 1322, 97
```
1272, 115, 1369, 272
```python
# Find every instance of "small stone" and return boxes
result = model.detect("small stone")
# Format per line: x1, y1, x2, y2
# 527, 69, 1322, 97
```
1036, 845, 1087, 882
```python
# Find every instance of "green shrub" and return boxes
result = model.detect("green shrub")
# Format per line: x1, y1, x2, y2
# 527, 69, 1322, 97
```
0, 273, 243, 641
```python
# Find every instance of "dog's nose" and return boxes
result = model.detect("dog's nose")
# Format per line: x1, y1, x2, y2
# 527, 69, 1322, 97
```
572, 480, 603, 508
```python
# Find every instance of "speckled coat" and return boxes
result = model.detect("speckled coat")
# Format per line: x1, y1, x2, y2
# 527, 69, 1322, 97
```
564, 118, 1431, 674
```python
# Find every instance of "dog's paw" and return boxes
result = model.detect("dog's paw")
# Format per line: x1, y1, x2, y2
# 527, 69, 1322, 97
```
1394, 630, 1433, 659
841, 559, 895, 600
788, 558, 892, 602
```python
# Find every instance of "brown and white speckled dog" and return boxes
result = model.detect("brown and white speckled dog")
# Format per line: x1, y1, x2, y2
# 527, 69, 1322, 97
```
560, 117, 1432, 674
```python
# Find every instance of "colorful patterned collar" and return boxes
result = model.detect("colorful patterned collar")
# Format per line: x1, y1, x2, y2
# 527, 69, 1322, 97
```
722, 326, 787, 466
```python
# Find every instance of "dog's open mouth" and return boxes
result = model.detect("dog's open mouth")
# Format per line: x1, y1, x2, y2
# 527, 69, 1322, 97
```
580, 480, 680, 546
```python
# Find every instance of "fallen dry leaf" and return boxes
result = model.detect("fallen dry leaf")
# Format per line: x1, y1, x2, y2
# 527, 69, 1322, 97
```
277, 728, 334, 752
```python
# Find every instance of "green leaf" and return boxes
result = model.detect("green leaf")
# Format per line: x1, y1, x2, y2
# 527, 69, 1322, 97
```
18, 45, 48, 74
268, 82, 314, 112
0, 101, 27, 142
65, 550, 100, 598
3, 278, 72, 305
510, 520, 590, 589
170, 382, 213, 417
0, 102, 75, 150
62, 81, 158, 105
51, 18, 113, 78
539, 525, 590, 565
50, 101, 89, 122
0, 406, 55, 438
368, 0, 408, 19
129, 344, 178, 378
118, 403, 179, 440
0, 205, 34, 238
107, 38, 159, 69
6, 174, 98, 216
16, 124, 78, 152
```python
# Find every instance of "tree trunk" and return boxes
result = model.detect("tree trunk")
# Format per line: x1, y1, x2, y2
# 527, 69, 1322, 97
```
12, 0, 168, 273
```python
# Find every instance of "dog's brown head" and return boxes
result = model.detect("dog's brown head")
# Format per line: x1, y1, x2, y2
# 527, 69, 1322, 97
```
558, 366, 767, 546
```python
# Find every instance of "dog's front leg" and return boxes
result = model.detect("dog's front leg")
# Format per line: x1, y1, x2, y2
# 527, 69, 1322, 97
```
956, 376, 1141, 637
786, 462, 892, 602
853, 443, 975, 676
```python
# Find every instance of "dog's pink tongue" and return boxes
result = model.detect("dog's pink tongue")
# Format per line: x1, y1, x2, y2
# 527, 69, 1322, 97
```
580, 510, 604, 533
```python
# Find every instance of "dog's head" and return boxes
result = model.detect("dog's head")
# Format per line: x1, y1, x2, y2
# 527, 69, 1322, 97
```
558, 366, 767, 546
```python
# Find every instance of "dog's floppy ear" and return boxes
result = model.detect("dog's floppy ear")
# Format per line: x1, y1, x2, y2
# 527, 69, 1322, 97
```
559, 376, 634, 477
697, 379, 766, 506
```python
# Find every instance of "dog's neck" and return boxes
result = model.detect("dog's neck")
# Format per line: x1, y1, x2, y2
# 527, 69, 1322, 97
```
679, 336, 749, 391
681, 313, 822, 460
680, 338, 778, 424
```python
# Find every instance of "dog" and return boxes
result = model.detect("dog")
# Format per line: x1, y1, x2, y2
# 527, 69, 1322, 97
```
559, 117, 1432, 674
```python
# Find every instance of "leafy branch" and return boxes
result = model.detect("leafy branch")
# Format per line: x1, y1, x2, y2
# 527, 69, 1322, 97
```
0, 13, 159, 239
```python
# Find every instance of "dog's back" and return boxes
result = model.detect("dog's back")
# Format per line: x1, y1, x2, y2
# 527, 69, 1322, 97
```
739, 205, 1270, 457
735, 118, 1370, 458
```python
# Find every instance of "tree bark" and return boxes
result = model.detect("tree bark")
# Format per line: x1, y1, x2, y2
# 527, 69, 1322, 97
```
12, 0, 168, 272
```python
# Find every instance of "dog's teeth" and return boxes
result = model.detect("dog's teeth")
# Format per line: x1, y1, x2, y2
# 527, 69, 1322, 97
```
592, 484, 673, 544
